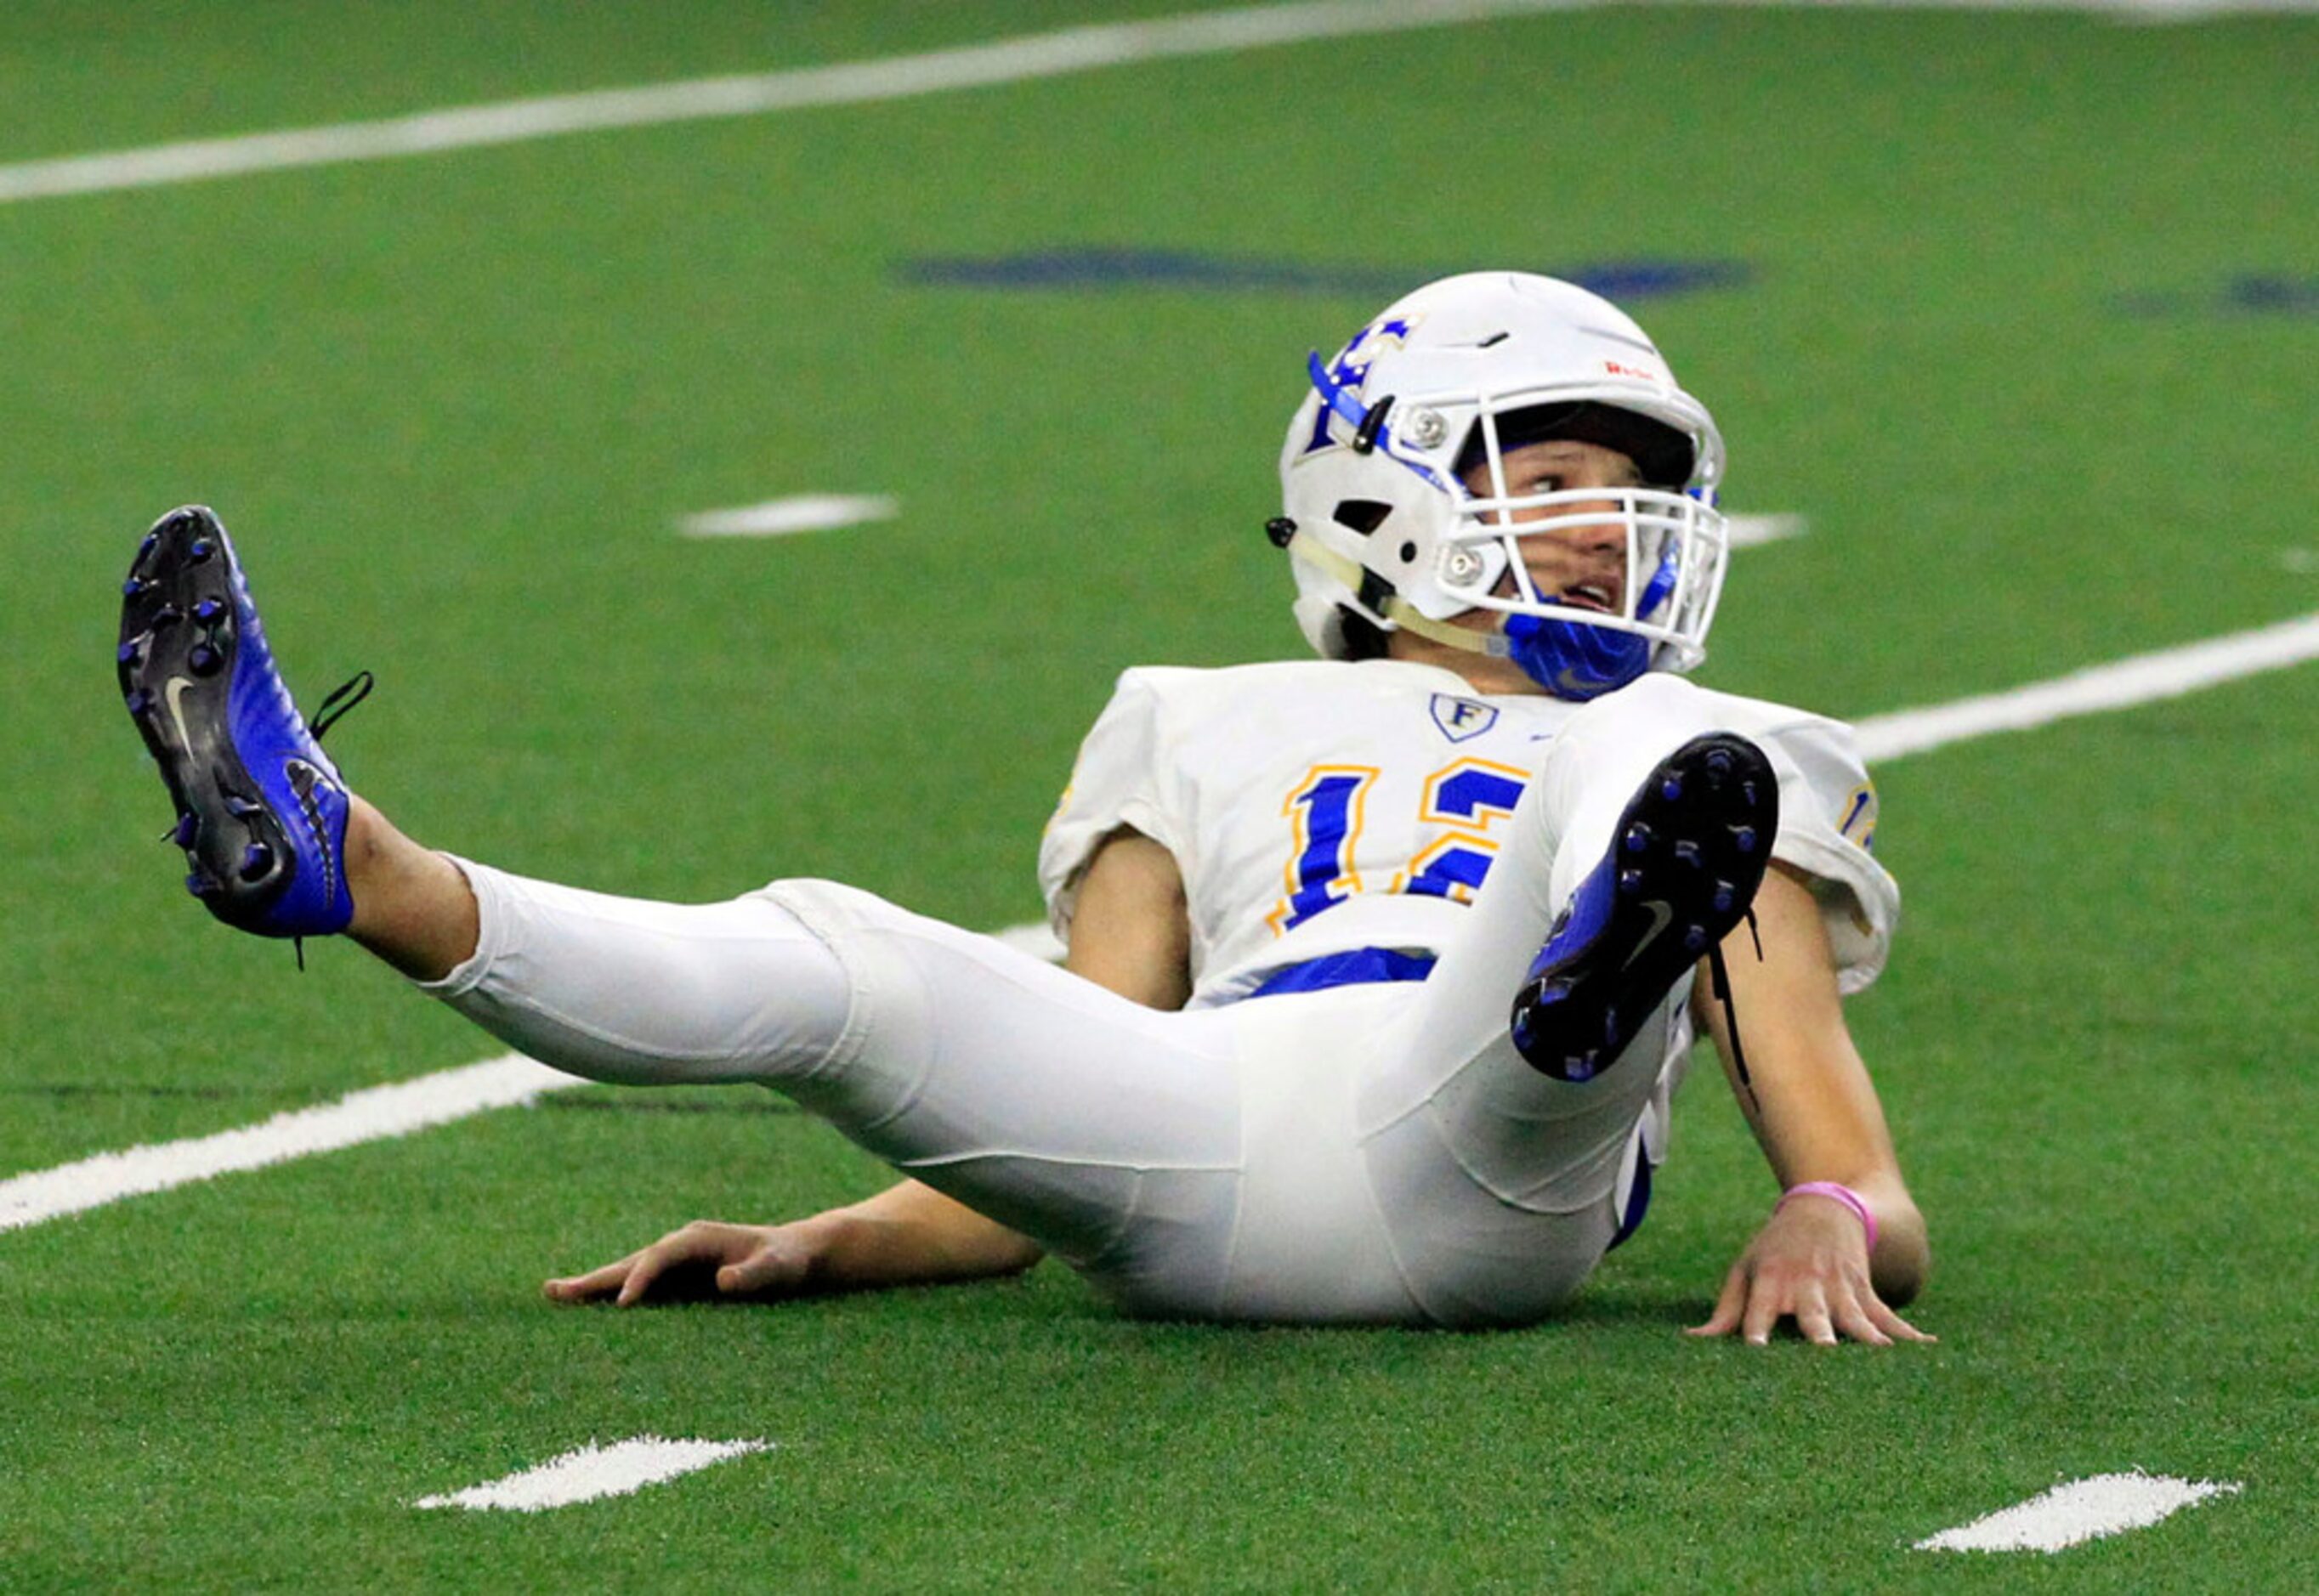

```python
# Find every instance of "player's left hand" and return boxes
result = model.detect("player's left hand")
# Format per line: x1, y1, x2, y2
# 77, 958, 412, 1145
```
1686, 1197, 1935, 1347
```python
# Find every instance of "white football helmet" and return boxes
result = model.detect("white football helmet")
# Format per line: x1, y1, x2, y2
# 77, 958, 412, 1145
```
1273, 271, 1731, 700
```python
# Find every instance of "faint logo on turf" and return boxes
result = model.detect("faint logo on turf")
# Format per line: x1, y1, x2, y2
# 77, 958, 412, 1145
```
900, 249, 1750, 301
2116, 275, 2319, 318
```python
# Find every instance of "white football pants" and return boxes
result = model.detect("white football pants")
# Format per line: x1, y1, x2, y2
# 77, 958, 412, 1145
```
422, 676, 1744, 1327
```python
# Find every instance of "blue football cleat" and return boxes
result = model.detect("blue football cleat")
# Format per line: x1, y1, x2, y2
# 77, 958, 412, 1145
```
1510, 733, 1778, 1083
118, 506, 365, 940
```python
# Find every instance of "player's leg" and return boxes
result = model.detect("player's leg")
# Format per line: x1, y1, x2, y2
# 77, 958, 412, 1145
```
117, 507, 1249, 1307
428, 866, 1248, 1308
1351, 676, 1777, 1324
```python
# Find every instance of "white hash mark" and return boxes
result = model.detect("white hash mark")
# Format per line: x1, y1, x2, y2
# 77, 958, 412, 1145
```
413, 1436, 772, 1513
1914, 1470, 2241, 1554
1726, 512, 1807, 548
677, 495, 899, 538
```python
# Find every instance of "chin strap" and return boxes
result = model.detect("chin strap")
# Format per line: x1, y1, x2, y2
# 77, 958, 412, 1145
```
1273, 523, 1522, 661
1273, 522, 1654, 702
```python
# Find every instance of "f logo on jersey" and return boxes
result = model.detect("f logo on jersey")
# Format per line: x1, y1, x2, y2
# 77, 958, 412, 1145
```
1301, 316, 1416, 455
1429, 693, 1499, 744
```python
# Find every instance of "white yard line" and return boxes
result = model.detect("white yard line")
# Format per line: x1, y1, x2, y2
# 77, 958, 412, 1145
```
1726, 513, 1807, 549
0, 1055, 582, 1232
1914, 1471, 2241, 1553
5, 608, 2317, 1231
678, 495, 899, 538
0, 1, 1681, 207
413, 1436, 771, 1513
3, 0, 2310, 207
1852, 609, 2319, 761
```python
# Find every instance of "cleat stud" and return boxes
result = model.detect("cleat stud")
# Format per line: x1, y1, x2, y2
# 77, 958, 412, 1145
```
151, 603, 184, 628
189, 539, 215, 563
1684, 925, 1709, 952
116, 638, 144, 664
1660, 776, 1682, 802
139, 533, 160, 557
1674, 840, 1703, 867
1618, 868, 1644, 896
1705, 748, 1733, 776
1713, 881, 1736, 913
237, 842, 275, 881
1623, 823, 1652, 854
193, 598, 224, 623
124, 688, 151, 716
173, 813, 200, 847
1734, 826, 1759, 855
187, 643, 220, 675
224, 796, 264, 819
122, 577, 149, 598
1568, 1051, 1598, 1082
184, 871, 220, 898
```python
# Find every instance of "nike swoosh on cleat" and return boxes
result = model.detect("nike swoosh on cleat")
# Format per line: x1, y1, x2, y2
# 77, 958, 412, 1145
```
1621, 901, 1674, 971
163, 676, 198, 754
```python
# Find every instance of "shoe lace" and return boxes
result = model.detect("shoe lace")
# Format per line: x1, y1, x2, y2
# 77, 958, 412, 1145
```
1704, 908, 1765, 1112
292, 671, 374, 972
309, 671, 374, 742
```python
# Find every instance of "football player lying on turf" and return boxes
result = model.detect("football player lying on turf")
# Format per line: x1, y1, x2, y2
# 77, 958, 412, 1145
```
118, 272, 1930, 1344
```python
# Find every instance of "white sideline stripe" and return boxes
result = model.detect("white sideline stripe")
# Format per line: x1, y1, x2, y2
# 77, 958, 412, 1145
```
0, 1055, 584, 1232
1726, 513, 1806, 549
413, 1436, 771, 1513
6, 608, 2319, 1232
678, 495, 899, 538
0, 1, 1711, 206
1914, 1471, 2241, 1553
3, 0, 2310, 207
1852, 609, 2319, 761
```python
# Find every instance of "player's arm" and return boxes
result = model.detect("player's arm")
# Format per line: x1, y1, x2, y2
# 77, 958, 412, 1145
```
546, 828, 1194, 1307
1685, 863, 1933, 1346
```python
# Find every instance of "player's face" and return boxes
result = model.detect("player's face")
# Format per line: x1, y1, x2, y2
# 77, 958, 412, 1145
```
1459, 439, 1646, 616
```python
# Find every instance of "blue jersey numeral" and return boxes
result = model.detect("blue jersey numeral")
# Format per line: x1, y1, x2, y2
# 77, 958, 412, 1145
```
1268, 759, 1533, 934
1399, 761, 1529, 903
1266, 767, 1380, 934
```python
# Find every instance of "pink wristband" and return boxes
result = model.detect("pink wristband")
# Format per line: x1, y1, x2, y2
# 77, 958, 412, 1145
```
1777, 1181, 1878, 1250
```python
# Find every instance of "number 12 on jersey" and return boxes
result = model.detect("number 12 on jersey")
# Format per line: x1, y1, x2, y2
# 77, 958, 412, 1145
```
1265, 759, 1531, 934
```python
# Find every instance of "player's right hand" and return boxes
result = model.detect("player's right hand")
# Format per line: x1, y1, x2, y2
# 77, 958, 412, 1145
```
543, 1219, 822, 1307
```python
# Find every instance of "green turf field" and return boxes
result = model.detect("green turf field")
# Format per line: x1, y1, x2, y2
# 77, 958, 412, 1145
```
5, 1, 2318, 1587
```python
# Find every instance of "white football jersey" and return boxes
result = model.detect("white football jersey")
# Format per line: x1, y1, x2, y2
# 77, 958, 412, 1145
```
1040, 658, 1896, 1010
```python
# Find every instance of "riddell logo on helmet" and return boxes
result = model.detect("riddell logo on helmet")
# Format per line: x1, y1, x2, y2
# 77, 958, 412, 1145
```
1602, 360, 1662, 381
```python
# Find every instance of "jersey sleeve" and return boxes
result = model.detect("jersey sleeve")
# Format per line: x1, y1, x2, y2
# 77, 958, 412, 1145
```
1037, 670, 1188, 940
1758, 716, 1899, 994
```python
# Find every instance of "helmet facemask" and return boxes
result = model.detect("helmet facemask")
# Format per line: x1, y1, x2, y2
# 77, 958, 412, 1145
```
1437, 401, 1731, 698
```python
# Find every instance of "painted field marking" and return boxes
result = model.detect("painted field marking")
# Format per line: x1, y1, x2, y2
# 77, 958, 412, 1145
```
0, 1, 1686, 207
1726, 513, 1807, 549
4, 0, 2312, 208
0, 1055, 583, 1233
1851, 609, 2319, 761
7, 608, 2319, 1231
678, 495, 899, 538
413, 1436, 771, 1513
1914, 1471, 2241, 1553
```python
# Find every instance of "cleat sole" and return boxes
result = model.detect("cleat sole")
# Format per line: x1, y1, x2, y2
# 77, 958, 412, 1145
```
1510, 733, 1780, 1082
